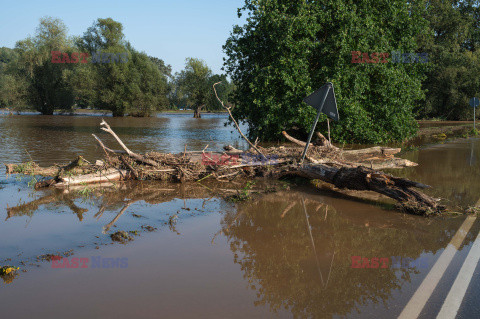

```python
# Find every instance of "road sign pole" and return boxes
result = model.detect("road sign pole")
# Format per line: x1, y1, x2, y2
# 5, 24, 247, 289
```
300, 86, 330, 165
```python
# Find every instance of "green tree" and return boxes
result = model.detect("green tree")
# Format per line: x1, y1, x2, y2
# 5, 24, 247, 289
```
176, 57, 213, 118
14, 17, 75, 114
128, 50, 170, 116
418, 0, 480, 120
0, 47, 28, 108
76, 18, 168, 116
148, 56, 172, 78
224, 0, 429, 143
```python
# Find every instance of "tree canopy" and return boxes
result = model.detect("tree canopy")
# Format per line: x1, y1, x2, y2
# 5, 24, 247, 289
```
12, 17, 75, 114
224, 0, 480, 143
170, 57, 234, 117
1, 17, 172, 117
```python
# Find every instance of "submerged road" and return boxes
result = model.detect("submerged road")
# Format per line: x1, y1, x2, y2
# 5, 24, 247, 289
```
399, 212, 480, 319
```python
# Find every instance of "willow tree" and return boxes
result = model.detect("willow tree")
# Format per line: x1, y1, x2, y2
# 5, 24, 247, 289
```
75, 18, 168, 116
14, 17, 75, 114
224, 0, 429, 143
0, 47, 28, 109
176, 58, 212, 118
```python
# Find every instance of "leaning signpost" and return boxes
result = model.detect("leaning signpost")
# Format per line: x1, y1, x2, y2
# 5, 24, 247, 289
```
469, 97, 479, 130
300, 82, 339, 164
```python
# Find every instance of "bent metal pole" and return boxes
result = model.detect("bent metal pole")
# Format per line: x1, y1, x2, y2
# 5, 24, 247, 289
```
300, 85, 330, 164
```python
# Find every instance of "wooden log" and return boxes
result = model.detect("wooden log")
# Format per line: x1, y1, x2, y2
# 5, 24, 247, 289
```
120, 155, 139, 180
213, 82, 266, 159
54, 168, 128, 187
223, 145, 244, 155
342, 146, 401, 158
295, 164, 441, 215
282, 131, 310, 147
350, 158, 418, 170
99, 120, 159, 167
282, 131, 338, 149
314, 132, 336, 149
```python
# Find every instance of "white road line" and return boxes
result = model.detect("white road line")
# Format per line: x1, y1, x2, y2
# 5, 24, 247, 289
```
436, 228, 480, 319
398, 215, 477, 319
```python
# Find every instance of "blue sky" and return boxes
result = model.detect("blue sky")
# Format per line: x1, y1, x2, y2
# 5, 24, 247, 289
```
0, 0, 246, 74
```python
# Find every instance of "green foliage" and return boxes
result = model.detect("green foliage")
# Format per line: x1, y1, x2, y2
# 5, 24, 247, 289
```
170, 58, 234, 115
1, 17, 171, 117
148, 56, 172, 78
227, 181, 256, 202
175, 58, 212, 117
14, 17, 75, 114
74, 18, 169, 116
127, 51, 170, 116
0, 47, 28, 108
418, 0, 480, 120
224, 0, 429, 143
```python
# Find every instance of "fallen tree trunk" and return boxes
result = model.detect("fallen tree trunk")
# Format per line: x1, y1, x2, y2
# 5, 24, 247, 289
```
292, 165, 441, 215
54, 168, 128, 188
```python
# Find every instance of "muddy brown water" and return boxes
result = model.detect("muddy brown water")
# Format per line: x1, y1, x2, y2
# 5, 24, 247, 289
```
0, 113, 480, 318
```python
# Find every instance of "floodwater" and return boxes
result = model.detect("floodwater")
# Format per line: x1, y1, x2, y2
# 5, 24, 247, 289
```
0, 113, 480, 318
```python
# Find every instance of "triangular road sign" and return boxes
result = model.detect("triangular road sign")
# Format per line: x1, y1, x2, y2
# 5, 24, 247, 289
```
304, 82, 339, 121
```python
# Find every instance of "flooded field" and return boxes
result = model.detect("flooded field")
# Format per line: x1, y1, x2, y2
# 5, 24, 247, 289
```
1, 113, 480, 318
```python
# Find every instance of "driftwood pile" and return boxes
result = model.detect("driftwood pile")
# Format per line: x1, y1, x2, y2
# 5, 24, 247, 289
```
4, 117, 444, 216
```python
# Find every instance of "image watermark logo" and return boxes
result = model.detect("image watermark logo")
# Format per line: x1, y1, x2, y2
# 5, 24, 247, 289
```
242, 153, 279, 166
201, 153, 240, 166
51, 256, 128, 269
51, 51, 128, 64
351, 51, 428, 64
351, 256, 428, 269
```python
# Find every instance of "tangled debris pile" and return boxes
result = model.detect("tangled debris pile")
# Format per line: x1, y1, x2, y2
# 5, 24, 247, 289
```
5, 117, 444, 216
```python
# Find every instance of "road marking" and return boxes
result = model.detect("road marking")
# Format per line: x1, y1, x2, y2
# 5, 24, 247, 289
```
436, 228, 480, 319
398, 215, 477, 319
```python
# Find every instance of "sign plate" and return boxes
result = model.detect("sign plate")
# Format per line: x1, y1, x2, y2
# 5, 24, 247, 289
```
469, 97, 479, 108
303, 82, 339, 121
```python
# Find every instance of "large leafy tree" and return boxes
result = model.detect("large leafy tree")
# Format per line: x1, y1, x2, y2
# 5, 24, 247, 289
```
75, 18, 168, 116
14, 17, 75, 114
148, 56, 172, 78
176, 57, 213, 118
224, 0, 429, 143
172, 58, 234, 116
127, 50, 170, 117
418, 0, 480, 120
0, 47, 28, 108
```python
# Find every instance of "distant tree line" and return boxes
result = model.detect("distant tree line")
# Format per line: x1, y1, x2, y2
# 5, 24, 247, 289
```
0, 17, 233, 117
224, 0, 480, 143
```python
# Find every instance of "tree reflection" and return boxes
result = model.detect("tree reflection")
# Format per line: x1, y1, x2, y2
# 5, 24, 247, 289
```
221, 190, 469, 318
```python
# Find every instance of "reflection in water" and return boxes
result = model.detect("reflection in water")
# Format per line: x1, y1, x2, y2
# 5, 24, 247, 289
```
397, 137, 480, 209
469, 141, 476, 166
0, 180, 243, 281
220, 190, 471, 318
5, 181, 233, 228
